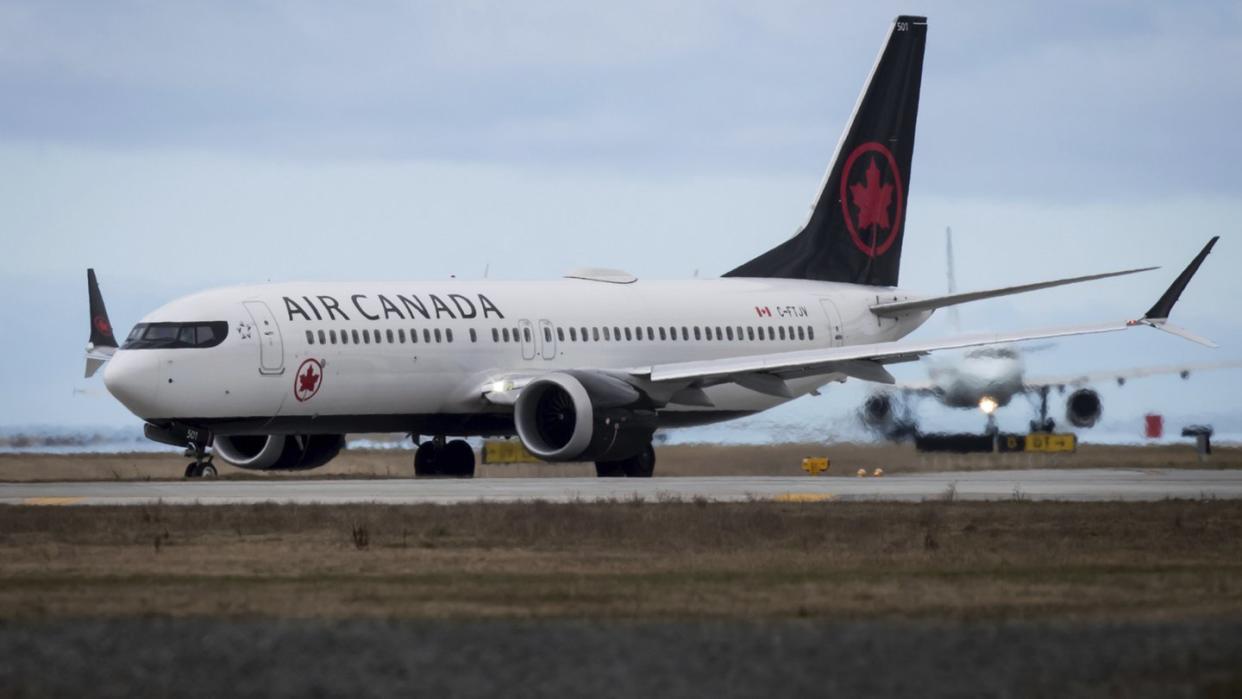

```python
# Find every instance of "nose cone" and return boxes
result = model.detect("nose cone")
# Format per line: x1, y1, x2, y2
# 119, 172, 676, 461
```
103, 351, 160, 418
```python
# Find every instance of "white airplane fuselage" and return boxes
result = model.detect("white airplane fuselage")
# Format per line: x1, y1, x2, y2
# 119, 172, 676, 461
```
103, 277, 929, 436
925, 348, 1026, 409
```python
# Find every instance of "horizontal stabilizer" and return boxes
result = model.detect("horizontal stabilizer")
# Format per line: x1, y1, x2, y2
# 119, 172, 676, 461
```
870, 266, 1157, 317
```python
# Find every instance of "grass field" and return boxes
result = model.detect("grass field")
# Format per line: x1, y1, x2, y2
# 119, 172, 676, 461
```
3, 499, 1240, 621
1, 441, 1238, 481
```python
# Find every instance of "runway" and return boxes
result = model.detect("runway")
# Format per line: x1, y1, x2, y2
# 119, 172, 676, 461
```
2, 469, 1241, 505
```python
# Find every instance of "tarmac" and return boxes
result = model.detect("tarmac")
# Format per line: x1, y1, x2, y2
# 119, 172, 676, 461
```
2, 468, 1241, 505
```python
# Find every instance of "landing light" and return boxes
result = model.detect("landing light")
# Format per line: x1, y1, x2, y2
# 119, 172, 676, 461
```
490, 380, 510, 394
978, 396, 998, 415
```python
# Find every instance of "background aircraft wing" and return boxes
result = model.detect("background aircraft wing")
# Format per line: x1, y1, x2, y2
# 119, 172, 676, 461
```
1023, 359, 1242, 391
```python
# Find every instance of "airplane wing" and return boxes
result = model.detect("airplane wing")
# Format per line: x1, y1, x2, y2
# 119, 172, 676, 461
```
869, 266, 1157, 318
1023, 359, 1242, 391
631, 237, 1220, 392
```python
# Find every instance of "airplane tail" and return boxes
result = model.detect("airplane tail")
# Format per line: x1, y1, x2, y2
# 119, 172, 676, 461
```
725, 15, 927, 287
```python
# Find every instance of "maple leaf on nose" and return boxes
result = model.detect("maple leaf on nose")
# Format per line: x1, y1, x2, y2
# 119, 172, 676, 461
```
849, 157, 894, 232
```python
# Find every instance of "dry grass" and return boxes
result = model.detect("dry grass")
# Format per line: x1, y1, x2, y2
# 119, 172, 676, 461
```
1, 499, 1240, 621
1, 441, 1238, 481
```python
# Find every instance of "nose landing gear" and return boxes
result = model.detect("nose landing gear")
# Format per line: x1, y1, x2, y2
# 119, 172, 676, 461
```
183, 440, 217, 479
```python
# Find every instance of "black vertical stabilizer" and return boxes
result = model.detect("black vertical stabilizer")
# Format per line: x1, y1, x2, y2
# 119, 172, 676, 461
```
725, 16, 927, 286
87, 268, 118, 348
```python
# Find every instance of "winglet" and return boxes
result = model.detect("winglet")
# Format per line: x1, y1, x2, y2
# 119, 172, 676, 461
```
85, 269, 119, 378
1143, 237, 1217, 321
88, 269, 118, 349
1129, 237, 1219, 347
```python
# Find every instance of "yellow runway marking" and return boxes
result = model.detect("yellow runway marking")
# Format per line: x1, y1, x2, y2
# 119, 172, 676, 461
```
22, 497, 85, 506
773, 493, 835, 503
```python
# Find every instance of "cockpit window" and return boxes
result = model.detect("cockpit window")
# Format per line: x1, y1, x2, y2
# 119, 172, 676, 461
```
123, 322, 228, 349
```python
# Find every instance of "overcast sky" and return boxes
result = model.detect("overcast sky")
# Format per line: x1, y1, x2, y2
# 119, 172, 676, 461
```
1, 1, 1239, 438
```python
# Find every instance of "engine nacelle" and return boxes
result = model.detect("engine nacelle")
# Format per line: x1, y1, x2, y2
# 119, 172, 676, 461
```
212, 434, 345, 470
1065, 389, 1102, 428
514, 372, 655, 462
861, 393, 893, 427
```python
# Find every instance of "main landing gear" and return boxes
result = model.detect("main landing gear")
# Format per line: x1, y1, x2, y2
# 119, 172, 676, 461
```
183, 441, 217, 479
414, 437, 476, 478
594, 443, 656, 478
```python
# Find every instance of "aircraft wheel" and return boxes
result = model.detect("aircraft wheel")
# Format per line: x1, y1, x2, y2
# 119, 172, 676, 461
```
594, 459, 625, 477
443, 439, 476, 479
623, 444, 656, 478
414, 441, 441, 478
184, 462, 199, 479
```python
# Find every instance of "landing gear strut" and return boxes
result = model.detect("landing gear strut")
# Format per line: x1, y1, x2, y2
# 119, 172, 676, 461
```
1029, 386, 1056, 433
595, 443, 656, 478
183, 441, 217, 479
414, 436, 476, 478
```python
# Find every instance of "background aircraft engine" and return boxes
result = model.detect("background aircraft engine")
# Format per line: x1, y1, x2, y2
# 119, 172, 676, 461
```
212, 434, 345, 470
862, 393, 893, 428
1065, 389, 1103, 428
514, 372, 655, 462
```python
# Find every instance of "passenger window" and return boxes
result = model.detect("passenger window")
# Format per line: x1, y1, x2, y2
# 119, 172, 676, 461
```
470, 328, 477, 343
352, 330, 360, 344
624, 327, 632, 341
523, 327, 532, 343
503, 328, 511, 343
658, 327, 666, 341
592, 327, 600, 342
387, 329, 395, 343
315, 329, 324, 344
808, 326, 815, 341
423, 329, 431, 343
446, 329, 453, 343
694, 327, 702, 341
329, 329, 337, 344
398, 329, 406, 343
362, 330, 371, 344
797, 326, 805, 341
603, 327, 611, 341
492, 328, 499, 342
569, 327, 577, 341
778, 327, 786, 340
434, 329, 442, 343
726, 327, 734, 341
306, 330, 314, 344
557, 328, 565, 342
581, 327, 589, 342
747, 327, 755, 341
410, 329, 419, 344
544, 327, 552, 342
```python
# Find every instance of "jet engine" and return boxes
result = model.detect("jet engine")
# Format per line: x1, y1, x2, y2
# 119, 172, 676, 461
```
212, 434, 346, 470
1065, 389, 1102, 428
859, 392, 917, 441
862, 393, 893, 427
513, 372, 656, 462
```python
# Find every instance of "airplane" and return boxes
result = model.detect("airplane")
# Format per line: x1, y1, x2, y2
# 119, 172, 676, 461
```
84, 15, 1221, 479
860, 228, 1240, 439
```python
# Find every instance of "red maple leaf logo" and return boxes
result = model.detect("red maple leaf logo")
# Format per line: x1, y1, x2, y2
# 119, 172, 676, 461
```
297, 363, 320, 397
93, 315, 111, 334
848, 157, 894, 232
